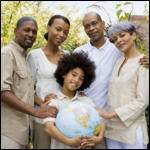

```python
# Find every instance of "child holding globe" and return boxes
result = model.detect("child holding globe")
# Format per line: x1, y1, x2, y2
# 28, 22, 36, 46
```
43, 52, 105, 149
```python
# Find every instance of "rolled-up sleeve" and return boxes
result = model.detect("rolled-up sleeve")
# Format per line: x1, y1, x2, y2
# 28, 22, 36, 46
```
1, 53, 14, 92
115, 66, 149, 127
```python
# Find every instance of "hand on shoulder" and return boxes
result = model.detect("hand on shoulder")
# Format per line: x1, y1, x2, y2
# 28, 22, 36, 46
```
44, 93, 58, 103
139, 54, 149, 68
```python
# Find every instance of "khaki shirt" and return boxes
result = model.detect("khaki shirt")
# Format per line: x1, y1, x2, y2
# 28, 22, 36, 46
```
1, 40, 34, 145
105, 55, 149, 145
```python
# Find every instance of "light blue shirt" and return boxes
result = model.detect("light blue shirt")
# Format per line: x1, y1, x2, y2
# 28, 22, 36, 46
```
74, 38, 123, 110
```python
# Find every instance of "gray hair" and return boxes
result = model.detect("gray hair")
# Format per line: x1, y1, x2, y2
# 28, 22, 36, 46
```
108, 20, 136, 41
84, 12, 102, 22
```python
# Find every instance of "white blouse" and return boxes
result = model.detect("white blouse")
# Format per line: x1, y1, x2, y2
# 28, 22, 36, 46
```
105, 54, 149, 145
27, 48, 68, 124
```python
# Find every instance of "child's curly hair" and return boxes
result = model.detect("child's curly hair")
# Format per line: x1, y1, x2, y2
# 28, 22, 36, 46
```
54, 51, 96, 91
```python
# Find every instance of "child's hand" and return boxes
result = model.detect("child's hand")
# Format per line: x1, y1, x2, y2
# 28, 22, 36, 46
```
66, 136, 85, 147
78, 135, 103, 149
88, 135, 103, 145
78, 136, 95, 149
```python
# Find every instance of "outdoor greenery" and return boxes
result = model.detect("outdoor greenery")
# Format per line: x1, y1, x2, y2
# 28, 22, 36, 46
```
1, 1, 88, 51
1, 1, 149, 149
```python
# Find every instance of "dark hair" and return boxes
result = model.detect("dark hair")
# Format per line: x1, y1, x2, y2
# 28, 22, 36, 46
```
16, 16, 37, 29
44, 15, 70, 41
54, 51, 96, 91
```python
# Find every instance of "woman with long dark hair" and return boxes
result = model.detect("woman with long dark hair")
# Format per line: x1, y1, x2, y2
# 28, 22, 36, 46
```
27, 15, 70, 149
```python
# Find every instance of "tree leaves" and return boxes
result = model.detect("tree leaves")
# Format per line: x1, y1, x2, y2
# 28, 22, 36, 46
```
124, 2, 132, 5
116, 9, 123, 18
146, 15, 149, 21
115, 4, 121, 9
1, 1, 87, 51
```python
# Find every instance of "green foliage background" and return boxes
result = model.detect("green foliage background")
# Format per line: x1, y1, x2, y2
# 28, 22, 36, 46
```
1, 1, 149, 149
1, 1, 88, 51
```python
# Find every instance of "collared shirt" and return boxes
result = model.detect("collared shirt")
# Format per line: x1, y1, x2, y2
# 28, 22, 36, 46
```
43, 91, 98, 149
105, 55, 149, 145
1, 40, 34, 145
74, 38, 123, 110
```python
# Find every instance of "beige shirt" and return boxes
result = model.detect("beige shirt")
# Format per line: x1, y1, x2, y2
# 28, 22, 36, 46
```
1, 40, 34, 145
43, 91, 101, 149
105, 55, 149, 145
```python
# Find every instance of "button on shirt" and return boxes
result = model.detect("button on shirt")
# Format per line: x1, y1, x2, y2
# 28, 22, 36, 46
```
1, 40, 34, 145
74, 38, 123, 110
43, 91, 100, 149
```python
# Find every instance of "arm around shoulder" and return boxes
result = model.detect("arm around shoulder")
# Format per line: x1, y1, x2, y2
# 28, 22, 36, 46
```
139, 54, 149, 68
1, 91, 57, 118
1, 91, 36, 116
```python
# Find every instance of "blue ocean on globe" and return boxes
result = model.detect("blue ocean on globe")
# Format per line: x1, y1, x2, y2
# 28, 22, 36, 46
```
56, 100, 101, 138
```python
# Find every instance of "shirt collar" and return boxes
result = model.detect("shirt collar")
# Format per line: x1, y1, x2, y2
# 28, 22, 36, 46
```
87, 37, 111, 52
100, 37, 111, 51
9, 40, 28, 57
57, 90, 82, 101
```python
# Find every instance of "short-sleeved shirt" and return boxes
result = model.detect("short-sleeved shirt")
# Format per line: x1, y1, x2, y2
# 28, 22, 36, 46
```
105, 55, 149, 145
43, 91, 101, 149
74, 38, 123, 110
27, 48, 69, 124
1, 40, 34, 145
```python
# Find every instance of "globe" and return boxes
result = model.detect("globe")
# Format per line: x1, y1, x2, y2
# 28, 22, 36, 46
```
55, 100, 101, 138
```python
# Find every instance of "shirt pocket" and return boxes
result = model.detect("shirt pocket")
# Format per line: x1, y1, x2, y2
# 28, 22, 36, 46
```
13, 70, 28, 99
100, 66, 114, 83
